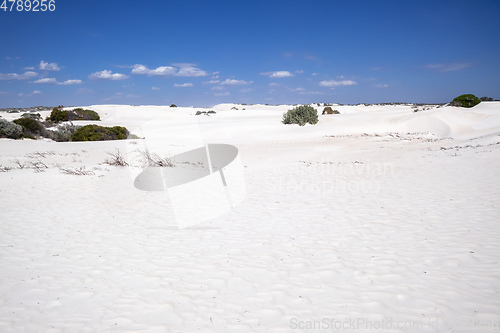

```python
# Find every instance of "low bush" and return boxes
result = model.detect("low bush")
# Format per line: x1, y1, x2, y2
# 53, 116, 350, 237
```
51, 123, 81, 142
282, 105, 319, 126
0, 119, 23, 139
13, 118, 48, 138
21, 113, 41, 120
170, 104, 177, 108
71, 125, 129, 141
47, 107, 69, 122
47, 107, 100, 123
480, 96, 493, 101
450, 94, 481, 108
70, 108, 100, 121
322, 107, 340, 115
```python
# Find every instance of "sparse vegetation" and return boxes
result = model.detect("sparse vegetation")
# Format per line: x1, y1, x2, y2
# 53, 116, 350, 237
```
71, 125, 129, 142
282, 105, 319, 126
450, 94, 481, 108
103, 149, 129, 166
170, 104, 177, 108
137, 149, 175, 167
322, 107, 340, 115
195, 110, 216, 116
59, 166, 95, 176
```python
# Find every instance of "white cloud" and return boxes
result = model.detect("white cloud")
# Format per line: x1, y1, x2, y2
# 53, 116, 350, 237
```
214, 91, 230, 96
203, 80, 220, 84
374, 84, 389, 88
39, 61, 61, 71
175, 64, 209, 77
295, 70, 304, 74
291, 87, 305, 92
0, 71, 37, 80
425, 62, 471, 72
220, 79, 252, 85
131, 64, 208, 77
60, 79, 83, 85
173, 83, 193, 88
261, 71, 294, 78
34, 78, 57, 84
89, 70, 128, 80
34, 77, 82, 85
152, 86, 161, 90
319, 80, 357, 87
24, 66, 35, 70
240, 88, 252, 93
0, 91, 9, 95
18, 90, 42, 97
211, 86, 225, 91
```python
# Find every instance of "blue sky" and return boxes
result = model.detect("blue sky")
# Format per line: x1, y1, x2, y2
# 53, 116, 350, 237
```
1, 0, 499, 107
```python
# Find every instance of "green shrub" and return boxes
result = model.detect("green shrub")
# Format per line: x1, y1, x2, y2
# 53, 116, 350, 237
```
0, 119, 23, 139
170, 104, 177, 108
71, 125, 129, 141
70, 108, 100, 121
282, 105, 319, 126
47, 107, 69, 123
322, 106, 340, 115
480, 96, 493, 101
450, 94, 481, 108
47, 107, 100, 123
13, 118, 47, 137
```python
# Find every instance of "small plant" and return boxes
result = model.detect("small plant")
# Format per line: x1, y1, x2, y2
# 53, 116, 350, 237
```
195, 110, 216, 116
322, 107, 340, 115
170, 104, 177, 108
59, 166, 95, 176
450, 94, 481, 108
0, 165, 13, 172
71, 125, 129, 141
282, 105, 319, 126
29, 160, 48, 173
104, 149, 129, 166
137, 149, 175, 167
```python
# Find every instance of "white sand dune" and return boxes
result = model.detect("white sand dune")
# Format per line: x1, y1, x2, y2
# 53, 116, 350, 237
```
1, 103, 499, 332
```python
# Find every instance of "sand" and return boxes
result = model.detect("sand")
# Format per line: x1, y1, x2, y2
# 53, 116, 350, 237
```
0, 102, 499, 332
